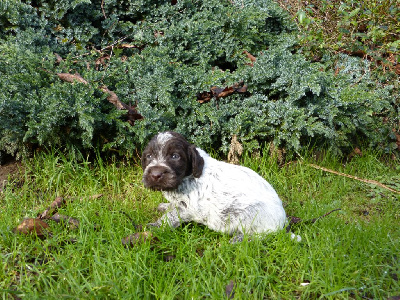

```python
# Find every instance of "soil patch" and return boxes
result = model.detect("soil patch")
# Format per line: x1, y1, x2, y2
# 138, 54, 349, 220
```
0, 160, 23, 192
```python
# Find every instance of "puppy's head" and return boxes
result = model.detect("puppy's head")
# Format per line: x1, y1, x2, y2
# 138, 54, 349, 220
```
141, 131, 204, 191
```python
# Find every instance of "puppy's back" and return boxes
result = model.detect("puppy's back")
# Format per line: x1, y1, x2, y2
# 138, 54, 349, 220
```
193, 149, 287, 233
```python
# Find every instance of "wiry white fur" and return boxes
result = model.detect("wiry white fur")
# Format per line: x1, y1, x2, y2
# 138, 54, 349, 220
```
156, 132, 173, 145
152, 148, 288, 240
143, 132, 174, 172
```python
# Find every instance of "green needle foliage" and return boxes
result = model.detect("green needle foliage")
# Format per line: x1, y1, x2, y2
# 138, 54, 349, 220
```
0, 0, 398, 160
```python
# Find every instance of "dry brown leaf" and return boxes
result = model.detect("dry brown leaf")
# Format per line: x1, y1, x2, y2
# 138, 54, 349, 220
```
196, 91, 213, 103
99, 86, 144, 125
95, 55, 110, 67
393, 129, 400, 150
243, 50, 256, 62
100, 86, 126, 110
225, 280, 236, 299
395, 64, 400, 75
50, 213, 80, 230
121, 231, 157, 247
54, 53, 63, 64
235, 85, 248, 93
211, 86, 234, 98
347, 147, 363, 161
13, 218, 51, 237
119, 44, 140, 49
196, 248, 204, 257
197, 82, 248, 103
57, 73, 88, 85
243, 50, 256, 66
88, 194, 103, 200
163, 254, 176, 262
38, 196, 66, 219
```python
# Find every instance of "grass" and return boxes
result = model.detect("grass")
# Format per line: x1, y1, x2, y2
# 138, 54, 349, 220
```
1, 149, 399, 299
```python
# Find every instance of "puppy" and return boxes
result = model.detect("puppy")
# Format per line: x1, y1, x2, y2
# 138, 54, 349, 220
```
141, 131, 288, 243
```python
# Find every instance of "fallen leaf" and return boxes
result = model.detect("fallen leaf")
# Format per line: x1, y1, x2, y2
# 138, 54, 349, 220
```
225, 280, 236, 299
347, 147, 363, 161
50, 213, 80, 230
122, 231, 157, 247
100, 86, 126, 110
95, 55, 110, 67
13, 218, 51, 237
211, 86, 234, 98
54, 53, 63, 64
393, 129, 400, 150
57, 73, 88, 85
288, 216, 303, 224
118, 44, 141, 49
196, 248, 204, 257
196, 91, 213, 103
235, 85, 248, 93
100, 86, 143, 125
88, 194, 103, 200
353, 147, 362, 156
197, 82, 248, 103
163, 254, 176, 262
38, 196, 66, 219
243, 50, 256, 66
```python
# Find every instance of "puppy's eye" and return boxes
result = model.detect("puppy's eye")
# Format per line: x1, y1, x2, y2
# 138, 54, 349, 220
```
171, 153, 180, 160
146, 154, 153, 160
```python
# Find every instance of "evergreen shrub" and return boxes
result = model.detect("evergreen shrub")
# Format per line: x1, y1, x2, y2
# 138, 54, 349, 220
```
0, 0, 397, 160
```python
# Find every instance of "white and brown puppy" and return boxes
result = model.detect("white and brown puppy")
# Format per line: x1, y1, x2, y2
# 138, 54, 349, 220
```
141, 131, 288, 243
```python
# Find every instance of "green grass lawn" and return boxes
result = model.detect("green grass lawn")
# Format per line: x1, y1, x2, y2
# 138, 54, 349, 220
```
1, 149, 399, 299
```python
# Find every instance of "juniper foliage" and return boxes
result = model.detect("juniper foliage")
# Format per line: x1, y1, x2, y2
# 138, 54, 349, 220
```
0, 0, 397, 160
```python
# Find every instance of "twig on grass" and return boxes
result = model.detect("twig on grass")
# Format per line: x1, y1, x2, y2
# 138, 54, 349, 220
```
38, 196, 66, 219
307, 163, 400, 194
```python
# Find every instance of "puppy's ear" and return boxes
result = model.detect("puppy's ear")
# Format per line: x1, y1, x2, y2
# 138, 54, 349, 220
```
141, 148, 151, 170
140, 154, 146, 170
189, 145, 204, 178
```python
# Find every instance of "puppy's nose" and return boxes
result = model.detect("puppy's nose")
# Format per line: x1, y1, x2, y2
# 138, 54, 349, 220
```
150, 170, 164, 181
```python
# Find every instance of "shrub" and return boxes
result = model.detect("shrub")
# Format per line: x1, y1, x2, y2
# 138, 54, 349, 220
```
276, 0, 399, 86
0, 0, 397, 160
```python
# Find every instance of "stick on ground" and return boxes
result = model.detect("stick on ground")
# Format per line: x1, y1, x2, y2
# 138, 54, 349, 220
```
307, 163, 400, 194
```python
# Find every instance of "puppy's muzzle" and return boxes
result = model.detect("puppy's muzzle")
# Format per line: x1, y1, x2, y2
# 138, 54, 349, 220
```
143, 166, 177, 190
149, 167, 166, 181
